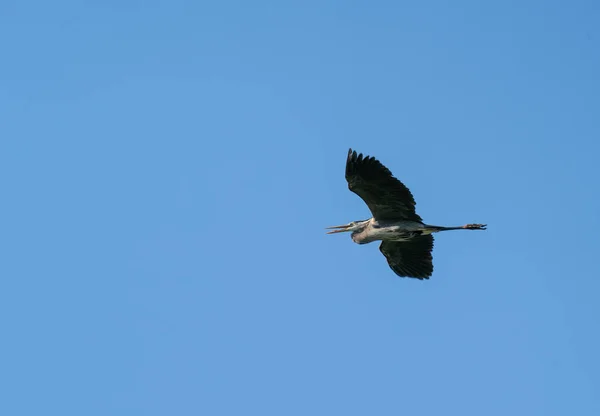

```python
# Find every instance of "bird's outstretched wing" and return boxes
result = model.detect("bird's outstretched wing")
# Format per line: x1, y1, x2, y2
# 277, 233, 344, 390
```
345, 148, 422, 221
379, 235, 434, 279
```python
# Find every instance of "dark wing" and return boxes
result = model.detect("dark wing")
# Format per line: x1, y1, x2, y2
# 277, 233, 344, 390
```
379, 235, 434, 279
345, 148, 422, 221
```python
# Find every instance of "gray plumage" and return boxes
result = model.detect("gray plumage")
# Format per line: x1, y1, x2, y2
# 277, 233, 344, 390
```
326, 149, 486, 280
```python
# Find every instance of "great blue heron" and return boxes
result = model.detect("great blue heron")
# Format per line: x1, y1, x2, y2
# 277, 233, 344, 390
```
327, 148, 486, 279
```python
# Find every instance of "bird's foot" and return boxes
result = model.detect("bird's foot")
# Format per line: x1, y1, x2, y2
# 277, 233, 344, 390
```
464, 223, 487, 230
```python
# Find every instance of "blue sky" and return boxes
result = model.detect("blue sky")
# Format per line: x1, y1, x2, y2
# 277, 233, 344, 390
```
1, 1, 599, 415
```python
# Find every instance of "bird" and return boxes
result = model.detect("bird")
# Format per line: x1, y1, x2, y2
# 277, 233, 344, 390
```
326, 148, 486, 279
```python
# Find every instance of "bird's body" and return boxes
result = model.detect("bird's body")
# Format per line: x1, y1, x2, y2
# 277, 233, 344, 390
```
347, 219, 428, 245
327, 149, 486, 279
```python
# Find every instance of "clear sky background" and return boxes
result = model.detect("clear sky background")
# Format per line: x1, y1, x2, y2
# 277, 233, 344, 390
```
1, 1, 599, 415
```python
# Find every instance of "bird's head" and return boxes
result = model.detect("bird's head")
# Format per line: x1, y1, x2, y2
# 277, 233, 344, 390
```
325, 219, 370, 235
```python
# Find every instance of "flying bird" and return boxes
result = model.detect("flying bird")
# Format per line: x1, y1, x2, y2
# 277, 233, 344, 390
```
326, 148, 486, 279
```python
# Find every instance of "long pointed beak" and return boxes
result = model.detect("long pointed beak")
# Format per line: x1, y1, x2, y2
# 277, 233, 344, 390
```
325, 224, 352, 234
